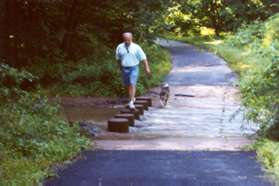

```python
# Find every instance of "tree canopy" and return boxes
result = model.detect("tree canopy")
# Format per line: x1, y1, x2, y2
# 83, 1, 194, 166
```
0, 0, 172, 67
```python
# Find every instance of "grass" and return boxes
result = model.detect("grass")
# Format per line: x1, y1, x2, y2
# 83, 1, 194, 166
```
252, 139, 279, 184
0, 84, 91, 185
0, 65, 93, 185
0, 105, 91, 185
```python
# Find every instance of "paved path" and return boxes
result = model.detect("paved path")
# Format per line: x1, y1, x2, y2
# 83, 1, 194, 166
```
45, 151, 270, 186
44, 39, 272, 185
95, 39, 258, 150
134, 39, 256, 138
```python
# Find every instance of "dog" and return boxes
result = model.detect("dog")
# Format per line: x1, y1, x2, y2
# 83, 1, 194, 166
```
159, 82, 170, 107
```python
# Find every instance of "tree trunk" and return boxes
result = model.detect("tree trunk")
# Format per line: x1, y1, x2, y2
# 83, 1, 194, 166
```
0, 0, 6, 63
3, 0, 18, 66
60, 0, 78, 55
61, 0, 88, 58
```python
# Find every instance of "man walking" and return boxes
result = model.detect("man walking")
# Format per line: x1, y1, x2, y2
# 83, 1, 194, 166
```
116, 32, 151, 109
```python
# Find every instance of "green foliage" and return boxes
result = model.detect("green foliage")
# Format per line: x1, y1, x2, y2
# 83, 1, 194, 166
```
0, 63, 35, 99
252, 139, 279, 184
164, 0, 277, 36
2, 1, 277, 183
0, 65, 91, 185
137, 42, 172, 95
0, 0, 172, 97
0, 0, 172, 67
0, 4, 172, 184
226, 14, 279, 130
25, 41, 171, 97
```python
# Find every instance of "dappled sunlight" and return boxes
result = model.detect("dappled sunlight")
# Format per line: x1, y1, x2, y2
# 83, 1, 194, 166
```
235, 63, 251, 71
1, 0, 278, 184
200, 27, 216, 37
205, 40, 224, 46
96, 137, 252, 151
240, 49, 252, 56
171, 65, 231, 74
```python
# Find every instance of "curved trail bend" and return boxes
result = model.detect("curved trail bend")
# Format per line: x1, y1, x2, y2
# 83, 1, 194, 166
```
96, 38, 258, 151
45, 39, 272, 186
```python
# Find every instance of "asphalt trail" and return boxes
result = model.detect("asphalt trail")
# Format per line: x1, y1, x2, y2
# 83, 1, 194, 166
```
45, 151, 271, 186
44, 39, 272, 186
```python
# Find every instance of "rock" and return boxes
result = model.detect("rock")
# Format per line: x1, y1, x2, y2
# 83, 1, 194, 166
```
107, 118, 129, 133
135, 104, 145, 114
114, 113, 135, 126
125, 104, 144, 114
120, 108, 141, 119
79, 121, 102, 136
134, 100, 149, 110
136, 97, 152, 106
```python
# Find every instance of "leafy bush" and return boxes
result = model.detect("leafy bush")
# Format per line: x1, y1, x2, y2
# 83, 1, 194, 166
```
227, 14, 279, 131
26, 41, 171, 97
253, 139, 279, 184
164, 0, 277, 36
137, 42, 171, 95
0, 63, 35, 99
0, 64, 91, 185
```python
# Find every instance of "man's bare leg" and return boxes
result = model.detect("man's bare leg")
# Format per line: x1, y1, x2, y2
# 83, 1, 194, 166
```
128, 85, 136, 102
127, 85, 136, 109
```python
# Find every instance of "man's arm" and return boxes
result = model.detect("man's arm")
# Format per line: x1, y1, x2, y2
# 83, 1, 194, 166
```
137, 45, 151, 78
142, 59, 151, 78
116, 45, 122, 70
117, 60, 122, 70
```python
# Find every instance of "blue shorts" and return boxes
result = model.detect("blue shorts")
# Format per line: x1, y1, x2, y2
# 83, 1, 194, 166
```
121, 65, 139, 86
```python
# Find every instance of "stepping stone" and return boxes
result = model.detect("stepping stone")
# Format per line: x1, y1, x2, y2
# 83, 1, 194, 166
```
136, 97, 152, 106
114, 113, 135, 126
120, 108, 141, 119
134, 100, 149, 110
125, 104, 144, 114
107, 118, 129, 133
135, 104, 145, 114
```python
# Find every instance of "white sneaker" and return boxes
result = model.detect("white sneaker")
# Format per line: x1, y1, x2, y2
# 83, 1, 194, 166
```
128, 101, 136, 109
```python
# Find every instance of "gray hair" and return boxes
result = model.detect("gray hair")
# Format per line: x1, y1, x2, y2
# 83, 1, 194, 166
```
122, 32, 133, 38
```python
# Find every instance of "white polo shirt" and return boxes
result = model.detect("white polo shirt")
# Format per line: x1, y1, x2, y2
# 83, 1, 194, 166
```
116, 42, 147, 67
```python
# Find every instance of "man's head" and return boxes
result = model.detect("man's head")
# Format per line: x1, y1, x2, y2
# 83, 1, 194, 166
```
122, 32, 133, 45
